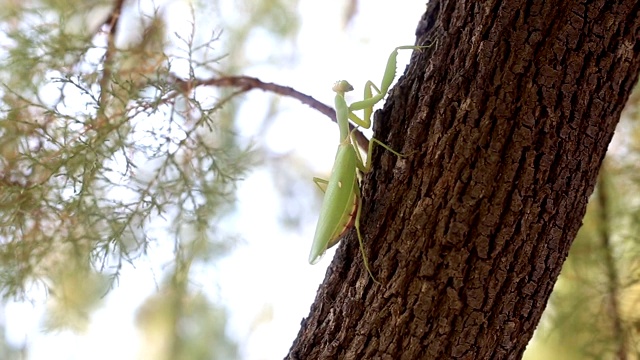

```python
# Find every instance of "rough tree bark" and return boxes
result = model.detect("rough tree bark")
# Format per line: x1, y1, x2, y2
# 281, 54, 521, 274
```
287, 1, 640, 359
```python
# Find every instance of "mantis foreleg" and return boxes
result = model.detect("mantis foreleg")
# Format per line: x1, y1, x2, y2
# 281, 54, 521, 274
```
313, 177, 329, 193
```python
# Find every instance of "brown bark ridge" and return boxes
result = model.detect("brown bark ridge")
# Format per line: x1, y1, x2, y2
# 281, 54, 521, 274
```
287, 1, 640, 359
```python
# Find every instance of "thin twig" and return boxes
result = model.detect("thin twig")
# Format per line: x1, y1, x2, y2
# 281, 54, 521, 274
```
172, 74, 370, 150
98, 0, 126, 114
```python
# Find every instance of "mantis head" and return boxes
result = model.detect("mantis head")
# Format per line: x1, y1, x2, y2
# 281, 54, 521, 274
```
332, 80, 354, 95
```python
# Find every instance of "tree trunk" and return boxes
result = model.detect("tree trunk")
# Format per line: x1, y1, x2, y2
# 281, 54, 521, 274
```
287, 1, 640, 359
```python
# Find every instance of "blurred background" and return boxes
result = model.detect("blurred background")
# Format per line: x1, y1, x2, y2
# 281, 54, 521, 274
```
0, 0, 637, 359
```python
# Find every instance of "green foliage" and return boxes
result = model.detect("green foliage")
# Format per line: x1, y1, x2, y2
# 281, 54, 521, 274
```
0, 2, 251, 300
136, 268, 239, 360
0, 0, 303, 356
43, 261, 110, 332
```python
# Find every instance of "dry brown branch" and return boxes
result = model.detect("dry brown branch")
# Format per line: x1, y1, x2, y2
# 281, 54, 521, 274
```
172, 74, 370, 150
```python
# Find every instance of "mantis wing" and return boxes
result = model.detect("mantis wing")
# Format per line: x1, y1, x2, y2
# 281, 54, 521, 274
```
308, 144, 359, 264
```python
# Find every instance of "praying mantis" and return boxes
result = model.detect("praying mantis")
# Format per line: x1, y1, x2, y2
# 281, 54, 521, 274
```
308, 45, 425, 281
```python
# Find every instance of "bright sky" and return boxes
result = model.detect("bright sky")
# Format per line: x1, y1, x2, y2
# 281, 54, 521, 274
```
3, 1, 426, 359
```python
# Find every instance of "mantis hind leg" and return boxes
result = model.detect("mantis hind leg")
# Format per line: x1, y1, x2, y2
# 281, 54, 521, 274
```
355, 189, 380, 284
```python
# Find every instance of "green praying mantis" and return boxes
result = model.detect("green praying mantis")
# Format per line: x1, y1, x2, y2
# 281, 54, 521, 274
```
308, 45, 425, 281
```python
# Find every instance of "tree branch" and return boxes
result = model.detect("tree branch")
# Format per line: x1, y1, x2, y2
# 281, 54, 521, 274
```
171, 74, 370, 150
